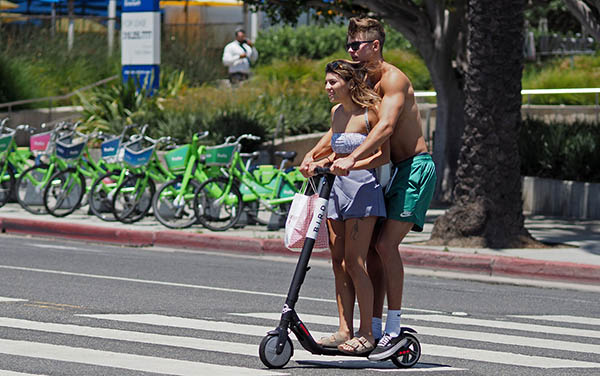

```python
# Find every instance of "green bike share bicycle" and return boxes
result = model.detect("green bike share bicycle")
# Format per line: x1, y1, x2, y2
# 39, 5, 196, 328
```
14, 121, 78, 214
111, 133, 179, 223
151, 130, 225, 229
42, 126, 116, 217
0, 120, 34, 207
192, 134, 306, 231
87, 124, 148, 222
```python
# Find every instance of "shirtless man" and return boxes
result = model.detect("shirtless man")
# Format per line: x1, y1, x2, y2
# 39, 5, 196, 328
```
300, 17, 436, 361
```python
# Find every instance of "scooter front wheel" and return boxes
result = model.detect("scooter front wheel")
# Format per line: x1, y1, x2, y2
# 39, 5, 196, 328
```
390, 333, 421, 368
258, 334, 294, 369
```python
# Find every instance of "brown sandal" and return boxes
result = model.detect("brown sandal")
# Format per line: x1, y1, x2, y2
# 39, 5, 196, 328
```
317, 332, 349, 348
338, 336, 375, 355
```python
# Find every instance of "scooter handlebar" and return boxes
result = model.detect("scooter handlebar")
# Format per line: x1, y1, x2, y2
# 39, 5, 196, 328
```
314, 166, 331, 175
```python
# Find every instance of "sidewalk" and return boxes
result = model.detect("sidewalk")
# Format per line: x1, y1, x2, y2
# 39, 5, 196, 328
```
1, 203, 599, 285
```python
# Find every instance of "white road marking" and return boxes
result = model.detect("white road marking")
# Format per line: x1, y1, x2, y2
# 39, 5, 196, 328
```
0, 297, 26, 303
0, 316, 457, 372
0, 264, 328, 302
0, 338, 284, 376
402, 314, 600, 339
83, 313, 600, 369
0, 371, 47, 376
232, 312, 600, 354
510, 315, 600, 326
0, 264, 435, 314
26, 243, 93, 252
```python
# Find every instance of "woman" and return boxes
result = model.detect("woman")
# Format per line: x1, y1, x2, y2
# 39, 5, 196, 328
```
308, 59, 390, 355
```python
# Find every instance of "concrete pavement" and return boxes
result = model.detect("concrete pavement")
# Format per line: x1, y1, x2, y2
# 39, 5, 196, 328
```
0, 203, 599, 285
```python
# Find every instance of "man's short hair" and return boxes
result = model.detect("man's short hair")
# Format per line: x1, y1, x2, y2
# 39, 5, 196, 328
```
347, 17, 385, 49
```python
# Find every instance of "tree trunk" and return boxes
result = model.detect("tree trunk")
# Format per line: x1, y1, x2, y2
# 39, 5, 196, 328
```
428, 57, 465, 203
430, 0, 538, 248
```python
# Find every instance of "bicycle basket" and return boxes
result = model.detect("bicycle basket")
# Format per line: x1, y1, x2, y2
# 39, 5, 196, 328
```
0, 130, 15, 154
251, 165, 278, 185
29, 131, 52, 152
123, 139, 154, 168
165, 144, 190, 172
204, 143, 237, 166
101, 136, 121, 160
55, 134, 86, 160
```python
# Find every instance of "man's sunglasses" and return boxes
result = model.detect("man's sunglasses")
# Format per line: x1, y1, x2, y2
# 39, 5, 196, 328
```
346, 40, 375, 51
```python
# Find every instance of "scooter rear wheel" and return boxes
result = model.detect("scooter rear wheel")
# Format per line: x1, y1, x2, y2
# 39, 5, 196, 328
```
258, 334, 293, 369
390, 333, 421, 368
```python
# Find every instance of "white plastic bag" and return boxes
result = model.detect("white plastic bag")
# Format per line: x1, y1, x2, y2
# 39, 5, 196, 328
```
284, 191, 329, 252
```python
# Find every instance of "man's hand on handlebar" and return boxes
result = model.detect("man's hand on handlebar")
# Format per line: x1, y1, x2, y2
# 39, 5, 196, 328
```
330, 156, 355, 176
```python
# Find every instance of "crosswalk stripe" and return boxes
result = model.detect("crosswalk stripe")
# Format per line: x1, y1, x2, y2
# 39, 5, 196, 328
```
232, 312, 600, 355
402, 314, 600, 339
0, 297, 26, 303
510, 315, 600, 326
0, 316, 467, 371
422, 343, 600, 368
0, 338, 283, 376
0, 371, 46, 376
83, 313, 600, 369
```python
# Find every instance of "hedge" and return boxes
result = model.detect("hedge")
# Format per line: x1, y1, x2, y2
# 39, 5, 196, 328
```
519, 118, 600, 182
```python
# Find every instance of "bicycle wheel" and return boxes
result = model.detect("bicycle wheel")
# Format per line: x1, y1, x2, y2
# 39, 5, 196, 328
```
88, 170, 121, 222
246, 200, 292, 227
15, 163, 51, 215
43, 168, 85, 217
0, 160, 15, 208
153, 177, 201, 229
112, 174, 155, 223
193, 177, 243, 231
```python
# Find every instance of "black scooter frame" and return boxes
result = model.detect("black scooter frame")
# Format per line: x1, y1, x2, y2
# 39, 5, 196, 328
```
263, 170, 420, 367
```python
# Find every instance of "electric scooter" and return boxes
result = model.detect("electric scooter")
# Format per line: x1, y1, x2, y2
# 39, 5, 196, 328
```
258, 168, 421, 369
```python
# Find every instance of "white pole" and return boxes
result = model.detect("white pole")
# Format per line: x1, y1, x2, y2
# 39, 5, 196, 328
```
67, 0, 74, 51
250, 10, 258, 41
51, 3, 56, 37
108, 0, 116, 56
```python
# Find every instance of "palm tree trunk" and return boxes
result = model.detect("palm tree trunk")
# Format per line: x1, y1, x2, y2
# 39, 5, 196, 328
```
430, 0, 539, 248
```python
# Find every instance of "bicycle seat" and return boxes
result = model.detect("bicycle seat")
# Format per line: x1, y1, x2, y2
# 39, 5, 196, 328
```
274, 151, 297, 162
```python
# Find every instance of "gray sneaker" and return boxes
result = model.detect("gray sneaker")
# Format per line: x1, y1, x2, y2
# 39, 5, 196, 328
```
368, 332, 408, 361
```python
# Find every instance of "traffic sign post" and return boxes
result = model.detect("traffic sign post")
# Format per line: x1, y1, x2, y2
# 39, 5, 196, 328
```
121, 0, 160, 94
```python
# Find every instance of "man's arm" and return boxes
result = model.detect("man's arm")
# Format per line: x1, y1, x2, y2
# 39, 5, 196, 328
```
222, 44, 237, 66
352, 139, 390, 170
330, 71, 408, 175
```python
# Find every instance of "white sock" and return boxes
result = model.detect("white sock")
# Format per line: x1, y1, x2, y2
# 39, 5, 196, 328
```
372, 317, 383, 340
384, 309, 402, 337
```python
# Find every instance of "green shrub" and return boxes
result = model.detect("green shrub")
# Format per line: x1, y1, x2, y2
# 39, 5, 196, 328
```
0, 54, 37, 104
520, 118, 600, 182
77, 69, 185, 135
255, 22, 413, 66
522, 55, 600, 105
161, 28, 226, 86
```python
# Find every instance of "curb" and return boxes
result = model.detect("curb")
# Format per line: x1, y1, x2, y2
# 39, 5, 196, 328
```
2, 216, 599, 285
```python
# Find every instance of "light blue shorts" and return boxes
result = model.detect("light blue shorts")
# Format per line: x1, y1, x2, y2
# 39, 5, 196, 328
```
327, 169, 387, 221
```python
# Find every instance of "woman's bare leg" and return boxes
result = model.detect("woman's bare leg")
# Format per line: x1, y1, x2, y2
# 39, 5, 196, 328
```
344, 216, 377, 344
327, 219, 354, 340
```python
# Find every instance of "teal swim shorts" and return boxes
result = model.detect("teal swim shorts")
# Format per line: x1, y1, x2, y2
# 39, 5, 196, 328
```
385, 153, 436, 232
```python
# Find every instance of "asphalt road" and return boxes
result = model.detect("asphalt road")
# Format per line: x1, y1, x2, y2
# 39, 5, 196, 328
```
0, 234, 599, 375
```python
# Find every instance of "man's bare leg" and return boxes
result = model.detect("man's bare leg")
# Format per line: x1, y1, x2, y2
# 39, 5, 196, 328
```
368, 219, 413, 360
376, 219, 412, 309
367, 241, 385, 340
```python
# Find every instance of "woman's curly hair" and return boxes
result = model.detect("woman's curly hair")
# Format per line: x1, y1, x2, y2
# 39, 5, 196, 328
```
325, 59, 381, 110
